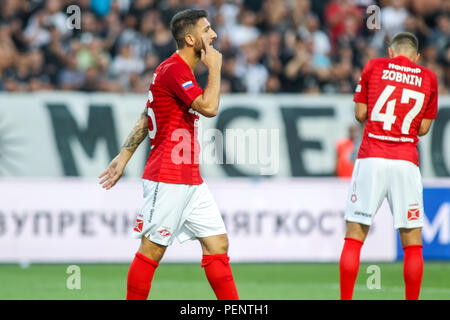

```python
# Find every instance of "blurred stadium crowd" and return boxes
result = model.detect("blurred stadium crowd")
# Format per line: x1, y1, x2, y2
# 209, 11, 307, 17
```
0, 0, 449, 94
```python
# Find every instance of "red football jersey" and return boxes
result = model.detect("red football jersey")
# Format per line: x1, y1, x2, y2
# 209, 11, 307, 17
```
142, 53, 203, 185
354, 55, 438, 166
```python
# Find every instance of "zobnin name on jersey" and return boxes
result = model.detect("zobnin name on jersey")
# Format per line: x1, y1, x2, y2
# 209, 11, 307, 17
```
381, 69, 423, 87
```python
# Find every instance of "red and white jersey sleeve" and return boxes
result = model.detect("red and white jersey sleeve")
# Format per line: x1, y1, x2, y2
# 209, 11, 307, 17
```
142, 53, 204, 185
165, 58, 203, 108
354, 55, 438, 166
423, 72, 438, 119
353, 59, 376, 105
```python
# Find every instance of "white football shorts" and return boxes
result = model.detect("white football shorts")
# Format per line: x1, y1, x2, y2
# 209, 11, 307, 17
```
132, 180, 227, 246
345, 158, 424, 229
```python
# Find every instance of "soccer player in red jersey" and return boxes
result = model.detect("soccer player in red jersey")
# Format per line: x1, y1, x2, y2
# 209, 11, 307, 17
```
339, 32, 438, 300
99, 9, 239, 300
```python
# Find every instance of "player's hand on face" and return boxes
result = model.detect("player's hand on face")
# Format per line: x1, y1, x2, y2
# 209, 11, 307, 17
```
98, 154, 127, 190
200, 35, 222, 70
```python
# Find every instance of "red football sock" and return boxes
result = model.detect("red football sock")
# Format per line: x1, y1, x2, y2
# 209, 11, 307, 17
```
403, 245, 423, 300
126, 252, 159, 300
201, 254, 239, 300
339, 237, 364, 300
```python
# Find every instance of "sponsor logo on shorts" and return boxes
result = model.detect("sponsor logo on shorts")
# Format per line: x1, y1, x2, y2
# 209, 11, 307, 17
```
407, 208, 420, 221
354, 211, 371, 218
148, 182, 159, 223
157, 227, 171, 237
133, 219, 144, 233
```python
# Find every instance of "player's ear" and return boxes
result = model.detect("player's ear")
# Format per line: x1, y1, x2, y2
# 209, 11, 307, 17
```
412, 53, 420, 63
185, 33, 195, 47
388, 47, 394, 58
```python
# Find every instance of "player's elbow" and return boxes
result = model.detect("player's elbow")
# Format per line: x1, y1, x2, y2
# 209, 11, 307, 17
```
203, 109, 218, 118
354, 112, 367, 123
418, 119, 433, 136
193, 102, 219, 117
418, 126, 430, 136
196, 105, 218, 118
354, 103, 368, 123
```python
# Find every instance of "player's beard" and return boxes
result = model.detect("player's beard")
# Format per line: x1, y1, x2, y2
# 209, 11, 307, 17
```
193, 38, 203, 58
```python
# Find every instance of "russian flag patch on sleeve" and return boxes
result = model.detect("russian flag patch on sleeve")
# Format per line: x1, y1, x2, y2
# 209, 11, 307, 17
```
182, 81, 194, 90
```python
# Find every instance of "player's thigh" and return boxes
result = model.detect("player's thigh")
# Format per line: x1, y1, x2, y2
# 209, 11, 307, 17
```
345, 158, 388, 226
178, 183, 227, 248
387, 160, 424, 230
398, 227, 422, 248
133, 180, 191, 246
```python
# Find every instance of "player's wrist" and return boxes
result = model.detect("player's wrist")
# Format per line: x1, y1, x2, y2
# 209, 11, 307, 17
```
207, 64, 221, 73
118, 149, 133, 162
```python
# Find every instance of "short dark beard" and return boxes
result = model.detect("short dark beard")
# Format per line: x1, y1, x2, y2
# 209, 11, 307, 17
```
194, 40, 203, 57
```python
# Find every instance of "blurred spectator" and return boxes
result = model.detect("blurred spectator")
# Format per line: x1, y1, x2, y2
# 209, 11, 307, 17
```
23, 10, 52, 48
160, 0, 185, 26
151, 17, 176, 61
110, 43, 144, 89
77, 36, 110, 72
221, 53, 245, 93
58, 54, 85, 90
44, 0, 72, 37
299, 14, 331, 57
227, 9, 260, 47
429, 14, 450, 53
235, 42, 269, 93
335, 124, 362, 178
79, 66, 101, 92
381, 0, 408, 38
0, 0, 448, 94
403, 14, 429, 50
284, 36, 317, 92
129, 0, 157, 24
266, 74, 282, 93
0, 23, 18, 76
91, 0, 113, 17
324, 0, 363, 50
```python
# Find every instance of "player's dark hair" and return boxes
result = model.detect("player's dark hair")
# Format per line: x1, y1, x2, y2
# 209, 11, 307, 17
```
170, 9, 208, 49
390, 32, 419, 53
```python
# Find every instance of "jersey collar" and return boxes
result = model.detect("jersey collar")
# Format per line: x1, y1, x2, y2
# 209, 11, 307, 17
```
173, 52, 195, 74
393, 55, 412, 63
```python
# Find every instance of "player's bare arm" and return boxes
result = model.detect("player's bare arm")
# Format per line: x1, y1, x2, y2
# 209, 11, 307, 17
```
99, 107, 148, 189
418, 118, 433, 136
191, 35, 222, 118
121, 107, 149, 155
354, 102, 368, 123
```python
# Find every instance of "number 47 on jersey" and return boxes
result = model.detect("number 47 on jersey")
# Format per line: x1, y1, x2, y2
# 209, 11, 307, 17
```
371, 85, 425, 135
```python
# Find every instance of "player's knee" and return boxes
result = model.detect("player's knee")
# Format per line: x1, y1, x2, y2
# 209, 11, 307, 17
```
399, 228, 422, 247
216, 234, 229, 252
345, 222, 369, 242
201, 234, 229, 255
211, 238, 229, 254
138, 237, 167, 262
219, 236, 229, 253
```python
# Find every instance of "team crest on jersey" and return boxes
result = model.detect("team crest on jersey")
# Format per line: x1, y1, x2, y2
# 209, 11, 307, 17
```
182, 80, 194, 90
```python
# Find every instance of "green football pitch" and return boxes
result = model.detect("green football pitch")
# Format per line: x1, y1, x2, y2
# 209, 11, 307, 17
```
0, 262, 449, 300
